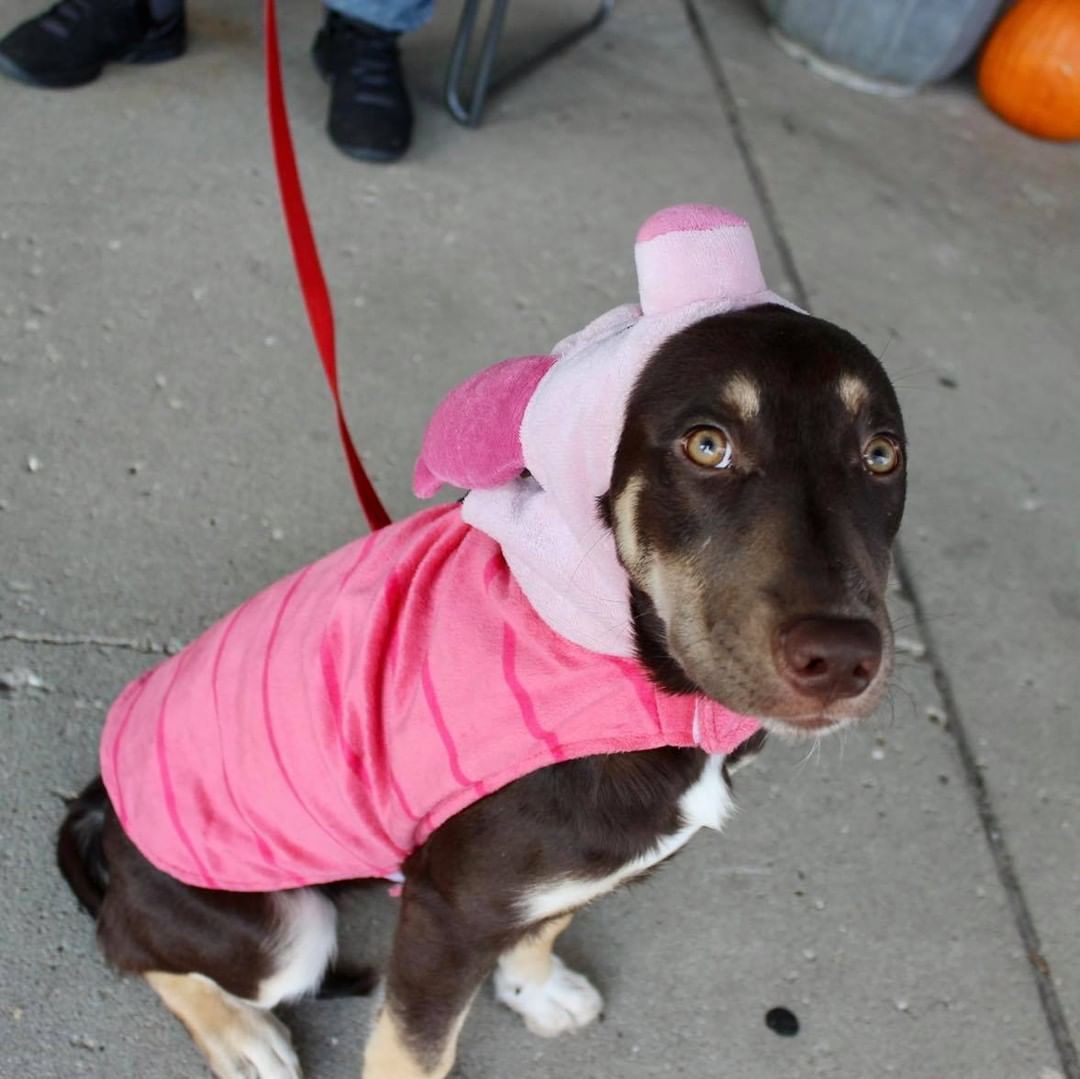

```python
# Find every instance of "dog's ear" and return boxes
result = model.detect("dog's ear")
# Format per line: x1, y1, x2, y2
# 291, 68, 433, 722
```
412, 355, 556, 498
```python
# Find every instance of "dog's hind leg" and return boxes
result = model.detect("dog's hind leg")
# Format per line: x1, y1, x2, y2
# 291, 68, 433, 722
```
82, 809, 342, 1078
493, 914, 604, 1037
133, 887, 338, 1078
130, 886, 338, 1078
135, 886, 338, 1078
146, 971, 302, 1079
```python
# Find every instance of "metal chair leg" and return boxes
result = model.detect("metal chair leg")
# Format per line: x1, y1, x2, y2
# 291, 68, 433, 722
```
444, 0, 615, 128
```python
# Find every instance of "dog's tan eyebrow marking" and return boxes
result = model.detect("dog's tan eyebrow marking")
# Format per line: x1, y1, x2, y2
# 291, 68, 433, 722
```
838, 374, 869, 415
720, 374, 760, 420
614, 475, 647, 574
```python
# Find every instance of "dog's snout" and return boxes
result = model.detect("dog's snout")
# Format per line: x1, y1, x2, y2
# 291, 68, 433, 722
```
776, 618, 882, 701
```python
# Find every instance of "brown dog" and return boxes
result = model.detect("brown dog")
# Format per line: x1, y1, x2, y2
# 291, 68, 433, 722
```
59, 303, 905, 1077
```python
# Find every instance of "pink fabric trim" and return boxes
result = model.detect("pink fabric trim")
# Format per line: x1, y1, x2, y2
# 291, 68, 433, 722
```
697, 704, 763, 755
636, 203, 747, 243
413, 354, 556, 498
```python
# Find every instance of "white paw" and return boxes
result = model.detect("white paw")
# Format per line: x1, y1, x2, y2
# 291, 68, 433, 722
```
202, 1004, 302, 1079
494, 955, 604, 1038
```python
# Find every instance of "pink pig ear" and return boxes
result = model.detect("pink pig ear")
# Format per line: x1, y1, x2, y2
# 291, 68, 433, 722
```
413, 355, 556, 498
635, 204, 766, 316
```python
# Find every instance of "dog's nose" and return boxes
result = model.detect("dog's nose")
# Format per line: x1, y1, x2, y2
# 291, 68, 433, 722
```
776, 618, 882, 701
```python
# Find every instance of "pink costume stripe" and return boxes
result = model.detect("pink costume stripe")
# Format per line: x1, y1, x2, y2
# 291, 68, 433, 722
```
607, 657, 663, 735
105, 670, 152, 827
323, 534, 385, 790
261, 567, 365, 861
337, 533, 378, 593
421, 656, 484, 794
372, 566, 421, 822
482, 550, 503, 591
389, 769, 421, 823
154, 652, 218, 888
211, 603, 302, 881
501, 624, 565, 762
380, 567, 407, 679
319, 638, 409, 860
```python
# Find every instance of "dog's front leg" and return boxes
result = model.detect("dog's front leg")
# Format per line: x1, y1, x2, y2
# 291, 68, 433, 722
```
493, 913, 603, 1037
364, 1006, 468, 1079
362, 880, 505, 1079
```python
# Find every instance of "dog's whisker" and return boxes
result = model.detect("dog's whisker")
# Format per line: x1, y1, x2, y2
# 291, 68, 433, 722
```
880, 680, 919, 729
837, 724, 849, 764
802, 742, 818, 771
875, 334, 897, 364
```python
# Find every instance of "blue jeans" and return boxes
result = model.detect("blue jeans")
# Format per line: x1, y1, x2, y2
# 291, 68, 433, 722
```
324, 0, 434, 33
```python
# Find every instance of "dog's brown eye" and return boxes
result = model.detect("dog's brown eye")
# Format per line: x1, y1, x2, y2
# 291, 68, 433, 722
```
683, 426, 733, 469
862, 435, 902, 476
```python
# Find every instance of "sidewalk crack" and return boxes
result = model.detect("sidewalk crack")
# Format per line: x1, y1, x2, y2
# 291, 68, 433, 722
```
0, 630, 173, 656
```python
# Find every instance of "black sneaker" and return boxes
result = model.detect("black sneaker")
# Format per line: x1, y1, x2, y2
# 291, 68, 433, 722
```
312, 11, 413, 163
0, 0, 185, 89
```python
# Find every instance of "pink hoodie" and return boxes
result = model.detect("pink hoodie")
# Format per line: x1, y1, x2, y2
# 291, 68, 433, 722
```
102, 505, 759, 890
102, 206, 788, 891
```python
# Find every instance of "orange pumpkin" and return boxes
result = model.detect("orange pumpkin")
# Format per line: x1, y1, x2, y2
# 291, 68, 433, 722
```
978, 0, 1080, 141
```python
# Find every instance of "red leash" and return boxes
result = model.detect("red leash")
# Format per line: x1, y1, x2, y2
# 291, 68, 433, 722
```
263, 0, 392, 532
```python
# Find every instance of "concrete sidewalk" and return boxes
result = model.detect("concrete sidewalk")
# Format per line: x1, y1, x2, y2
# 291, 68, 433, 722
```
1, 0, 1077, 1076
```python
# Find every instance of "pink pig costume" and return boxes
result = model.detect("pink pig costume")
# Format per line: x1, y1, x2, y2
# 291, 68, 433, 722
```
102, 206, 798, 892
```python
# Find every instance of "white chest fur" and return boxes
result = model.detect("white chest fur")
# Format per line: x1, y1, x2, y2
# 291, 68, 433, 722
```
517, 754, 734, 925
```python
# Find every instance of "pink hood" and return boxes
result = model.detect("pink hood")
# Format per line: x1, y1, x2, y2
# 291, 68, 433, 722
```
414, 205, 803, 656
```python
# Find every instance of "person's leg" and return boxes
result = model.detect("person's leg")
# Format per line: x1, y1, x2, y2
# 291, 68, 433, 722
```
312, 0, 434, 163
0, 0, 185, 89
324, 0, 434, 35
148, 0, 181, 18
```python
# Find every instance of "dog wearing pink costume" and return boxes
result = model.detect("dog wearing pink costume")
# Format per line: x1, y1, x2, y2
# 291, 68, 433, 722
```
102, 205, 794, 892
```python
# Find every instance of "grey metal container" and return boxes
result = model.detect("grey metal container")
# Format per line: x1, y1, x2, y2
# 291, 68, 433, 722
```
762, 0, 1006, 93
